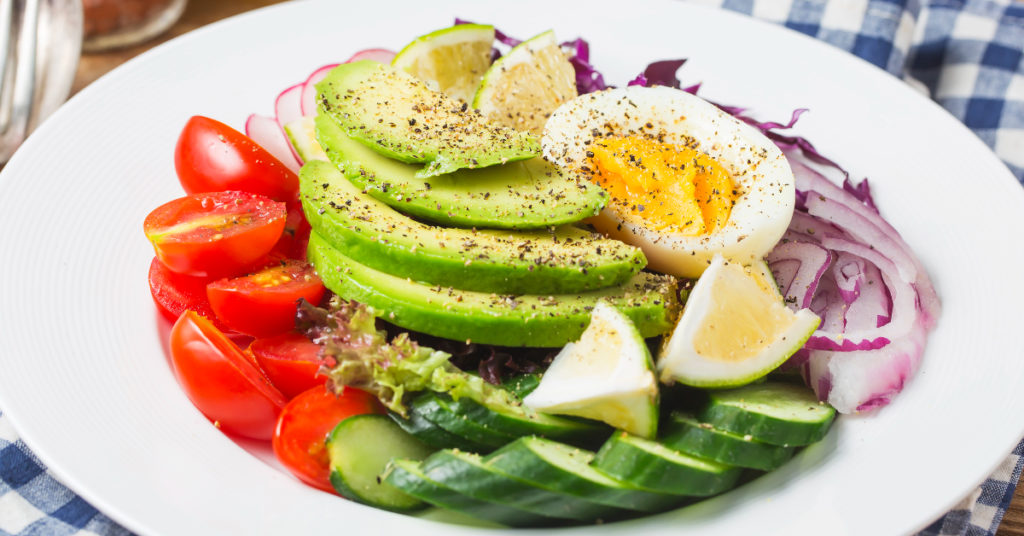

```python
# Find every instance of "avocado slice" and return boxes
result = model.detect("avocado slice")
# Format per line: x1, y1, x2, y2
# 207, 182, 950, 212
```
308, 231, 680, 347
314, 113, 606, 229
316, 61, 538, 178
300, 160, 644, 294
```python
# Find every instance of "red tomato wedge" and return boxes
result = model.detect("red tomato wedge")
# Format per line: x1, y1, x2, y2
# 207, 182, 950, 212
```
175, 116, 299, 202
250, 333, 326, 399
206, 259, 325, 338
144, 191, 286, 278
169, 311, 288, 440
273, 386, 383, 492
147, 257, 228, 329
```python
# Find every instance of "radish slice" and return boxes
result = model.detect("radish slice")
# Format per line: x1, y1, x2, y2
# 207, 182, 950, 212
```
300, 64, 340, 117
274, 83, 304, 129
245, 114, 301, 174
345, 48, 396, 64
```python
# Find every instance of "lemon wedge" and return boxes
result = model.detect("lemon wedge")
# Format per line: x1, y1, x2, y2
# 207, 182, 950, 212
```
523, 301, 659, 438
472, 30, 577, 135
657, 254, 820, 388
391, 24, 495, 103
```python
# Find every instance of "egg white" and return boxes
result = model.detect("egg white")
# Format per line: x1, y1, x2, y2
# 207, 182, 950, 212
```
542, 86, 795, 279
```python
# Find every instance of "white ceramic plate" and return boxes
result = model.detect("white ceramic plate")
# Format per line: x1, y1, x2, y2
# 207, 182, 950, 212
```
1, 1, 1023, 534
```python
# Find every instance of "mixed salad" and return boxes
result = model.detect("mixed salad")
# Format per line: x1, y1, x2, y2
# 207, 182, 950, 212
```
142, 21, 940, 526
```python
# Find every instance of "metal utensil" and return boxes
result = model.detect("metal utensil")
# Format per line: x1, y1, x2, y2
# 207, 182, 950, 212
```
0, 0, 82, 164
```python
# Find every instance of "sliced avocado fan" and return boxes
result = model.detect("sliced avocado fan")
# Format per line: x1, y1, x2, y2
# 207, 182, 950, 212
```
307, 231, 680, 347
316, 60, 539, 178
300, 160, 644, 295
313, 113, 606, 230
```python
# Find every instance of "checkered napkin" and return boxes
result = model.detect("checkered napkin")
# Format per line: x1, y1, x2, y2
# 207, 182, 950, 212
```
2, 1, 1023, 535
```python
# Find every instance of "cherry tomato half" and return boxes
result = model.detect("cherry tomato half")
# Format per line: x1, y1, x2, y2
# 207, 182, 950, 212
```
175, 116, 299, 202
169, 311, 288, 440
273, 386, 383, 492
250, 333, 326, 399
269, 200, 312, 261
206, 259, 325, 338
144, 191, 286, 278
147, 257, 226, 328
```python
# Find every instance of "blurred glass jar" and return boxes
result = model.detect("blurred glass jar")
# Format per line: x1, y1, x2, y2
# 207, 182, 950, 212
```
82, 0, 186, 51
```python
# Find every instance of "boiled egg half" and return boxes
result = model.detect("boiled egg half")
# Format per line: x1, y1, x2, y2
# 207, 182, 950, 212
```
542, 86, 794, 278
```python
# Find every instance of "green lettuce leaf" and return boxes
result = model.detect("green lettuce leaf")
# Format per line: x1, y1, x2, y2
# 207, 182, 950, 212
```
300, 298, 516, 416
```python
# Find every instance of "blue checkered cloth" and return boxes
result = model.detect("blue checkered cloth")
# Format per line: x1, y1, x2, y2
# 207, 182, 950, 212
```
2, 2, 1023, 535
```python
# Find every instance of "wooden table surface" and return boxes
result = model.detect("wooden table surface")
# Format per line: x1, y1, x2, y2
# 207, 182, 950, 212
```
71, 1, 1024, 534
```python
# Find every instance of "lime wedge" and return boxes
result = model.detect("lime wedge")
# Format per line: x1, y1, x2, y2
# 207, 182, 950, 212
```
523, 301, 659, 438
391, 24, 495, 103
657, 254, 820, 388
472, 30, 577, 135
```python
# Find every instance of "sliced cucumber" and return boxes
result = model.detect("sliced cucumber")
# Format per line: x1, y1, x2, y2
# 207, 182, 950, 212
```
422, 450, 619, 522
284, 116, 329, 162
385, 459, 553, 527
502, 373, 541, 398
388, 409, 486, 451
592, 432, 741, 496
445, 396, 609, 447
662, 413, 794, 471
326, 414, 434, 511
411, 392, 516, 449
486, 437, 683, 513
699, 383, 836, 446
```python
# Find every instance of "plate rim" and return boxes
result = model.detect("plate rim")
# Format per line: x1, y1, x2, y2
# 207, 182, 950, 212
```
1, 1, 1023, 535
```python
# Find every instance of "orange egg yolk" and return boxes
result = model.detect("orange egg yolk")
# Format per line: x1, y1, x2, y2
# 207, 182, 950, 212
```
589, 135, 737, 235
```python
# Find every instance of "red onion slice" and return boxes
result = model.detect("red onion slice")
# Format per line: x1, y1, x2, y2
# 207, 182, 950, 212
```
766, 241, 832, 309
805, 191, 917, 282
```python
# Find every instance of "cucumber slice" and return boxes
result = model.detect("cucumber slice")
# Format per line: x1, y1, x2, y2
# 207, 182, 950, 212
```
385, 459, 554, 527
486, 437, 683, 513
662, 413, 794, 470
284, 116, 328, 162
592, 432, 742, 496
384, 460, 539, 526
502, 373, 541, 398
411, 392, 516, 449
326, 414, 434, 511
388, 409, 486, 451
421, 449, 619, 522
699, 383, 836, 446
445, 396, 609, 447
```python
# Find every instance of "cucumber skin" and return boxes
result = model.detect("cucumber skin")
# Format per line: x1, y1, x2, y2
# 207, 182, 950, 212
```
385, 459, 553, 527
307, 232, 678, 347
388, 410, 487, 451
421, 450, 616, 522
698, 401, 834, 447
326, 415, 433, 511
662, 414, 795, 471
300, 160, 642, 295
412, 393, 517, 449
446, 396, 609, 447
485, 438, 682, 514
592, 433, 742, 497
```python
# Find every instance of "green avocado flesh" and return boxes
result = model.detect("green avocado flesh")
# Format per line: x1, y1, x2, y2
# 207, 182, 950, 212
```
307, 231, 679, 347
313, 113, 606, 229
300, 160, 644, 294
316, 60, 539, 178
